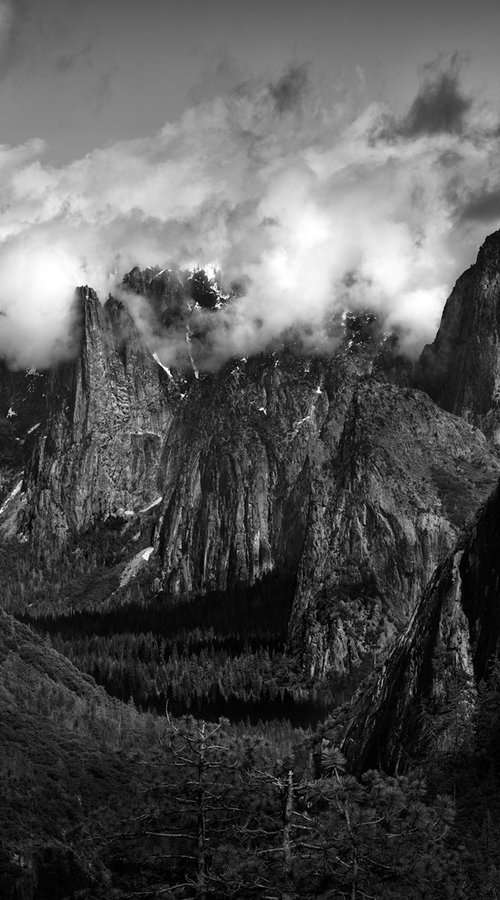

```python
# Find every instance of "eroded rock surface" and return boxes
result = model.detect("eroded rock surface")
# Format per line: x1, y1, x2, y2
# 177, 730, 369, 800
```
22, 288, 175, 546
342, 479, 500, 773
418, 229, 500, 444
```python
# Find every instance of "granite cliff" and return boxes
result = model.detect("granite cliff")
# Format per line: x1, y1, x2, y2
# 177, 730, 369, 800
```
21, 288, 176, 548
1, 256, 499, 688
3, 233, 500, 686
418, 229, 500, 445
342, 477, 500, 774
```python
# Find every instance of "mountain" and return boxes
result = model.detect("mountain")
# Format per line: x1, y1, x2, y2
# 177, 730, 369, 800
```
2, 256, 500, 690
342, 475, 500, 774
418, 229, 500, 445
21, 288, 176, 549
341, 230, 500, 772
286, 377, 499, 678
4, 232, 500, 896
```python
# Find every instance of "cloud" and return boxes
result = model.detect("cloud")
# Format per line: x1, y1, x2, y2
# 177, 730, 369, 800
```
269, 64, 310, 115
460, 186, 500, 223
398, 56, 472, 137
1, 60, 500, 369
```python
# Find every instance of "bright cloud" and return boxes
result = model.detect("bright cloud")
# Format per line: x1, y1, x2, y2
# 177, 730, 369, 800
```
1, 59, 500, 368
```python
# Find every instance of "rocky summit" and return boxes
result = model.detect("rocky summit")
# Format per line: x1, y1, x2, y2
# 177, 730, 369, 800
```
418, 230, 500, 444
4, 231, 500, 897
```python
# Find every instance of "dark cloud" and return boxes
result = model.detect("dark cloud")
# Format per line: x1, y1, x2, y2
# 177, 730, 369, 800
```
0, 0, 28, 79
55, 40, 93, 73
269, 64, 310, 115
399, 56, 472, 137
460, 186, 500, 223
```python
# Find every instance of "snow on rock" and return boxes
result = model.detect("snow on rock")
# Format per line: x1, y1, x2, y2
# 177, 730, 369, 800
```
119, 546, 154, 587
139, 496, 162, 514
153, 353, 174, 379
0, 480, 23, 517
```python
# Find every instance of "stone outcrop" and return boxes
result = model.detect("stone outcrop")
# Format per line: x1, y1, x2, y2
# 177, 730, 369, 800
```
150, 324, 499, 680
287, 378, 500, 678
154, 352, 329, 595
0, 363, 49, 503
342, 478, 500, 774
22, 288, 176, 545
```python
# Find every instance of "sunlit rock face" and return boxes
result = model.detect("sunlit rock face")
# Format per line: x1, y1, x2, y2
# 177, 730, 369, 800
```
417, 229, 500, 445
22, 288, 175, 547
342, 479, 500, 775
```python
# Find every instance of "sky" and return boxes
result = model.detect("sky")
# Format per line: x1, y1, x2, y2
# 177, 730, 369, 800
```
1, 0, 500, 368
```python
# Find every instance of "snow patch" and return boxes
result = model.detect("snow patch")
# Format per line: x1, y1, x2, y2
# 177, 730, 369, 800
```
153, 352, 174, 379
27, 422, 41, 435
0, 480, 23, 516
139, 496, 162, 514
119, 546, 154, 587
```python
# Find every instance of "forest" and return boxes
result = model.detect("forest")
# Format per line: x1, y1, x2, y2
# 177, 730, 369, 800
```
2, 518, 500, 898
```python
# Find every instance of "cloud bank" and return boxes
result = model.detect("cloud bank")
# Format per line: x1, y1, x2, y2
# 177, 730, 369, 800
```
1, 57, 500, 369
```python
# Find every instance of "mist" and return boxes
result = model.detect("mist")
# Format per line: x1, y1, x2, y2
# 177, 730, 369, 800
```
1, 58, 500, 370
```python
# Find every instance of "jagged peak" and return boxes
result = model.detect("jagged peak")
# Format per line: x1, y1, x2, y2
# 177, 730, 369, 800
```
476, 227, 500, 270
76, 285, 99, 305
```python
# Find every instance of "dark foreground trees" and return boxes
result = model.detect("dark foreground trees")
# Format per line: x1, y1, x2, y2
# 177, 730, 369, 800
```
111, 718, 467, 899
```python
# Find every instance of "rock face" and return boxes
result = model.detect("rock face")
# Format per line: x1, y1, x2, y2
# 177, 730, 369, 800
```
342, 479, 500, 774
154, 352, 327, 595
22, 288, 175, 546
147, 312, 498, 679
0, 363, 48, 499
2, 271, 499, 682
287, 378, 500, 678
4, 232, 500, 682
417, 230, 500, 444
344, 474, 500, 771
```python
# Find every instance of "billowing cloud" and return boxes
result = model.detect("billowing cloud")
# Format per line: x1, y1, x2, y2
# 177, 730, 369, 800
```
1, 59, 500, 369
